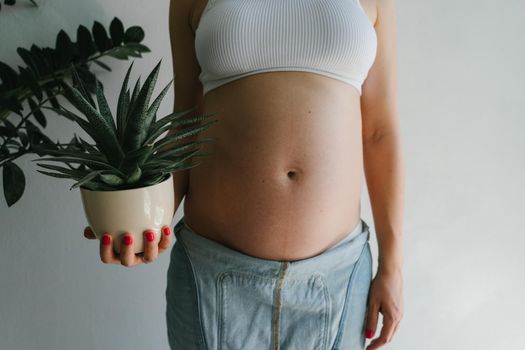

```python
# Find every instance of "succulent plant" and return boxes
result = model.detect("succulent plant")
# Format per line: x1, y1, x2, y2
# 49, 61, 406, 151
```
32, 59, 218, 191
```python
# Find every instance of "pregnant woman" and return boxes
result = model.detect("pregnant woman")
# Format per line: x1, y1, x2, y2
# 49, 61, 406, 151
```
84, 0, 404, 349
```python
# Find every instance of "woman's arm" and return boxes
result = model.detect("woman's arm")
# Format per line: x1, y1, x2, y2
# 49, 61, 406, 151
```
361, 0, 404, 276
360, 0, 404, 347
165, 0, 205, 212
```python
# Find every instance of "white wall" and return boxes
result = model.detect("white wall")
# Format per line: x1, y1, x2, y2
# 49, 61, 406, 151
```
1, 0, 524, 349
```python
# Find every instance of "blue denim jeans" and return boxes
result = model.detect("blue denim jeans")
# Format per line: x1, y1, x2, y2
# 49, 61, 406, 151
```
165, 216, 373, 350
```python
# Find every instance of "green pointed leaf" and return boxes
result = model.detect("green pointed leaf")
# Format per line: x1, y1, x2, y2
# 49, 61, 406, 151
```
76, 65, 97, 93
36, 169, 75, 179
30, 44, 51, 76
70, 170, 105, 190
77, 25, 96, 59
146, 113, 216, 145
2, 119, 17, 136
19, 67, 43, 101
123, 26, 145, 43
70, 64, 96, 108
121, 46, 142, 58
128, 75, 141, 116
125, 165, 142, 184
116, 61, 134, 143
93, 59, 111, 71
144, 160, 200, 176
17, 47, 40, 77
121, 144, 154, 167
55, 30, 73, 68
153, 148, 202, 165
152, 119, 219, 152
92, 21, 111, 52
41, 106, 103, 150
27, 97, 47, 128
3, 95, 24, 115
25, 119, 44, 145
43, 86, 60, 108
2, 161, 25, 207
109, 17, 124, 46
32, 146, 106, 162
143, 78, 173, 131
0, 61, 18, 89
106, 47, 130, 60
36, 163, 86, 176
100, 173, 124, 186
60, 82, 124, 165
94, 79, 117, 135
141, 159, 174, 170
154, 138, 211, 159
122, 60, 163, 151
17, 130, 29, 147
76, 136, 99, 153
124, 42, 150, 53
147, 106, 197, 136
33, 156, 124, 175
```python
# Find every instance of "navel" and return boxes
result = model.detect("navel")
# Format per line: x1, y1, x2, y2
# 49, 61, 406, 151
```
286, 169, 298, 180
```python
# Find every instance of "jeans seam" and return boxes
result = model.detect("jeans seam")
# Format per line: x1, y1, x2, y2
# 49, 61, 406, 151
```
175, 227, 208, 350
271, 261, 289, 350
217, 272, 228, 350
331, 239, 370, 350
319, 276, 330, 350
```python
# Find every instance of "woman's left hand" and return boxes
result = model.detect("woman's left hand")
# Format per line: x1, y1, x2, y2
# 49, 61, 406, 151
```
364, 267, 404, 349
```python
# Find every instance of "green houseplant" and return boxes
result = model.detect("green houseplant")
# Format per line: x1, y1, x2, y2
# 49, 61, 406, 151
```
33, 59, 218, 253
1, 16, 151, 207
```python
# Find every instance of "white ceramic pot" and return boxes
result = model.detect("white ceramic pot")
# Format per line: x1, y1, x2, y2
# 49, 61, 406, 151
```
79, 173, 175, 254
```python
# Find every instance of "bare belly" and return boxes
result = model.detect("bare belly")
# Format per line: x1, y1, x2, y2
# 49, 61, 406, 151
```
183, 71, 364, 261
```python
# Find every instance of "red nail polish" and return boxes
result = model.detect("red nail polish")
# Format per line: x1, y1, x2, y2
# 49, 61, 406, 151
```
102, 234, 111, 246
123, 235, 133, 246
145, 230, 155, 242
162, 226, 171, 236
365, 329, 374, 338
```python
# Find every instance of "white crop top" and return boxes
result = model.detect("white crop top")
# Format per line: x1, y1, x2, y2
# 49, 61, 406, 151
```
194, 0, 377, 96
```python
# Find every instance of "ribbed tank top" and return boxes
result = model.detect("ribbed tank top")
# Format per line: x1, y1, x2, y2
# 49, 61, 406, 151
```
195, 0, 377, 96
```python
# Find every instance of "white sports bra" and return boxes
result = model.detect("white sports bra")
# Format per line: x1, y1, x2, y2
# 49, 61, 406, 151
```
194, 0, 377, 96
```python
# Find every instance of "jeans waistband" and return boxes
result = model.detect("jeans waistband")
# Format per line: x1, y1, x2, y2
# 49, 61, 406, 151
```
173, 216, 370, 280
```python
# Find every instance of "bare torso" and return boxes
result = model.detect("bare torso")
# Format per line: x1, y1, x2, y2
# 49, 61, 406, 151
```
183, 0, 377, 261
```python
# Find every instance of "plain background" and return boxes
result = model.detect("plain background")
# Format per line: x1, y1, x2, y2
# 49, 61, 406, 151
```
1, 0, 524, 349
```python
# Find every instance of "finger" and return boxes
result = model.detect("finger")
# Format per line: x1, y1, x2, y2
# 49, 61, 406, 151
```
120, 233, 141, 267
381, 304, 403, 343
84, 227, 96, 240
389, 311, 403, 342
364, 302, 380, 340
366, 313, 395, 350
100, 233, 119, 264
390, 320, 401, 341
142, 229, 158, 264
158, 226, 172, 254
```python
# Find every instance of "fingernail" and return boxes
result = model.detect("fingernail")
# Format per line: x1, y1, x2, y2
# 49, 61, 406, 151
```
162, 226, 171, 236
123, 234, 133, 246
102, 234, 111, 246
145, 230, 155, 242
365, 329, 374, 338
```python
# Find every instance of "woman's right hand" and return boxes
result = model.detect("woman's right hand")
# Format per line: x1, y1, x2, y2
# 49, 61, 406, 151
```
83, 226, 173, 267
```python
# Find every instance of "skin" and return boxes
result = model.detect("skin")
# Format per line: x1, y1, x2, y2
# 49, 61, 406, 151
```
83, 0, 404, 348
